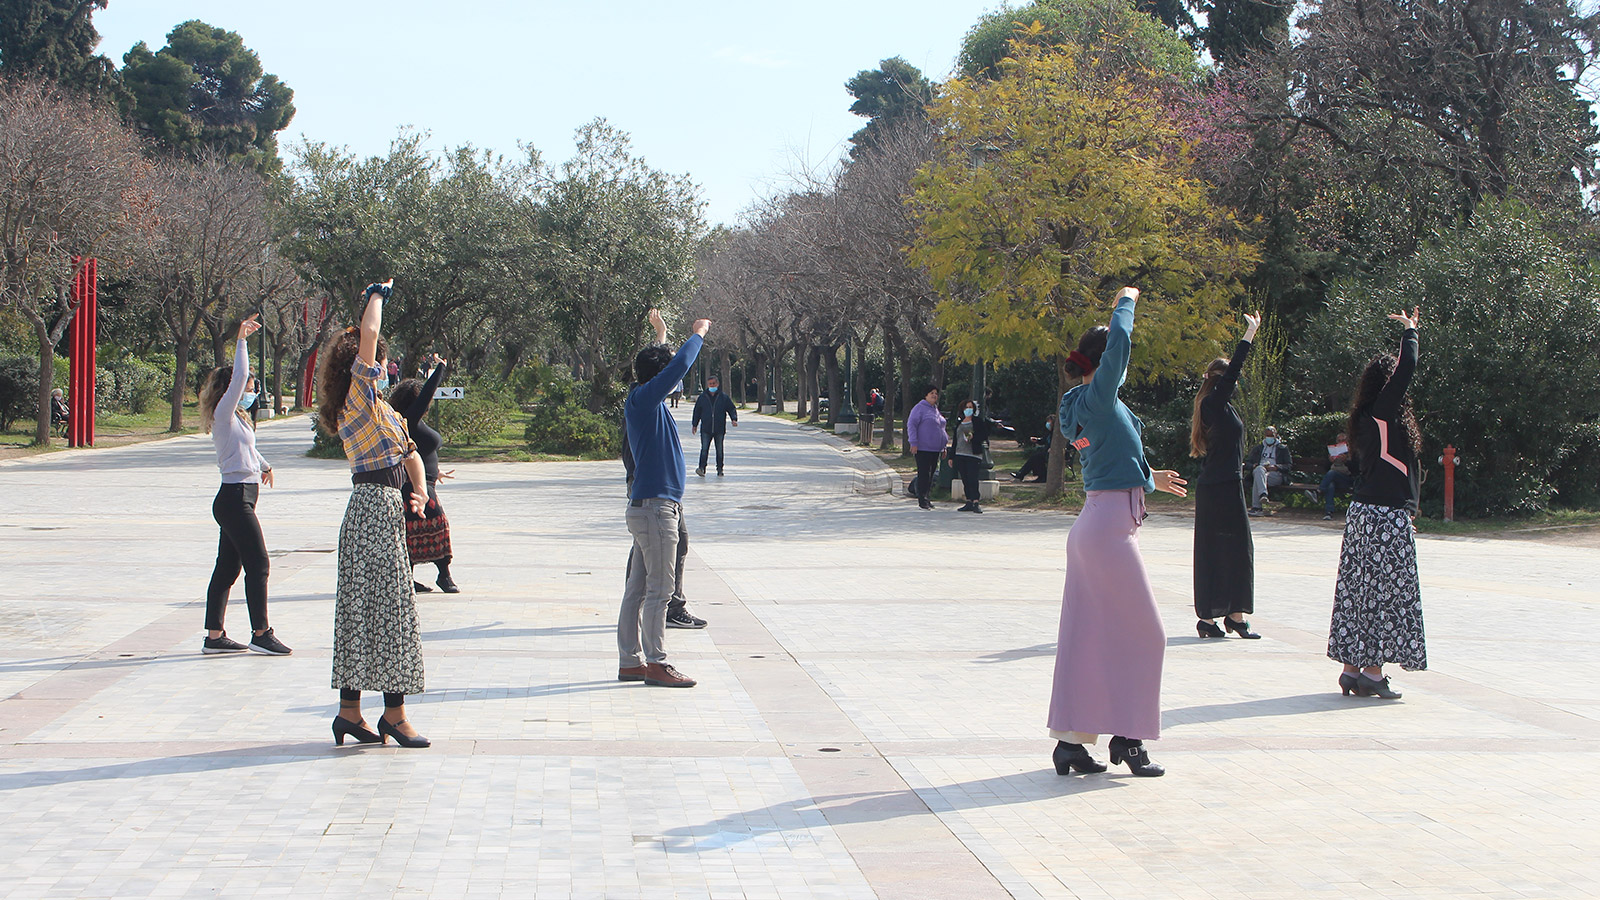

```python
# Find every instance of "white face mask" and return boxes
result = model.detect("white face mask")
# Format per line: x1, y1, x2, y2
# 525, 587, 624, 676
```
964, 408, 975, 418
238, 392, 257, 410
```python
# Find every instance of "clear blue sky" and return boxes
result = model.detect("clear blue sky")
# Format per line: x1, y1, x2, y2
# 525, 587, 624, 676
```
93, 1, 1001, 225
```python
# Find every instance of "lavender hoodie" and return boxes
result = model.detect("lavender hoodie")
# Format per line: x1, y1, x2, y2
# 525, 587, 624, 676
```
906, 399, 948, 453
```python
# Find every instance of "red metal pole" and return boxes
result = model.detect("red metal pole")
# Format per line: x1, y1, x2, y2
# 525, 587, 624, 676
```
1442, 444, 1456, 522
65, 258, 100, 447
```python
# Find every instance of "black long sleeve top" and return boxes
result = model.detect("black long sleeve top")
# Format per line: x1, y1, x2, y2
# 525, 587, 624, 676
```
1352, 329, 1420, 511
1197, 340, 1250, 485
405, 363, 447, 482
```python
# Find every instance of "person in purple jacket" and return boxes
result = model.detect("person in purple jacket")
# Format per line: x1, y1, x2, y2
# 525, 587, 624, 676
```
906, 386, 947, 510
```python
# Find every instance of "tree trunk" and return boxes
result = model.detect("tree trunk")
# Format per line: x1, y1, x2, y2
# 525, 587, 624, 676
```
823, 345, 840, 427
31, 317, 57, 446
879, 328, 898, 452
794, 345, 808, 419
806, 347, 823, 424
205, 317, 229, 367
1045, 356, 1072, 498
897, 348, 914, 458
587, 365, 611, 413
774, 350, 785, 413
270, 345, 286, 413
719, 350, 732, 403
170, 337, 192, 432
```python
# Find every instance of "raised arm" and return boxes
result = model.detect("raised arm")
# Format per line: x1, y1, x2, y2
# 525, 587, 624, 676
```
219, 316, 260, 413
636, 320, 710, 406
357, 281, 392, 368
1373, 309, 1420, 421
649, 308, 668, 345
408, 357, 447, 427
1087, 288, 1139, 410
1212, 312, 1259, 406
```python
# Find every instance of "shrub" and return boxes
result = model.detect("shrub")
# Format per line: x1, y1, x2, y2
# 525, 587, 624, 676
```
104, 357, 170, 414
1277, 413, 1349, 461
1294, 201, 1600, 516
523, 374, 621, 457
433, 388, 513, 446
0, 353, 39, 430
307, 418, 346, 459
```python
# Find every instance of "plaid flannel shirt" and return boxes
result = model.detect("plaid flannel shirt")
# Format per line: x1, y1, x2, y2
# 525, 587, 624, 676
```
339, 359, 413, 472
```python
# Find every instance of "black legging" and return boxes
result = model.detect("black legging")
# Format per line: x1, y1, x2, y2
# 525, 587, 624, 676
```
915, 450, 942, 501
1017, 448, 1048, 480
341, 688, 404, 708
953, 454, 982, 503
206, 483, 269, 632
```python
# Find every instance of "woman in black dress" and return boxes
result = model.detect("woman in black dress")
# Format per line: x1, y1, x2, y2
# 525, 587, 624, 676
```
387, 354, 459, 593
1329, 307, 1426, 699
1189, 312, 1262, 639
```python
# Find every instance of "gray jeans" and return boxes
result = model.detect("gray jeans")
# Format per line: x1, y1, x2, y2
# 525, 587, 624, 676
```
1252, 465, 1286, 506
619, 498, 681, 666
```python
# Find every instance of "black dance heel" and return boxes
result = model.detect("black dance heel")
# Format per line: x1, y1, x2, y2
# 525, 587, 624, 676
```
1108, 736, 1165, 777
1053, 741, 1107, 775
1357, 673, 1402, 699
1338, 672, 1359, 696
332, 715, 381, 746
1224, 618, 1261, 639
1196, 619, 1225, 639
377, 716, 432, 748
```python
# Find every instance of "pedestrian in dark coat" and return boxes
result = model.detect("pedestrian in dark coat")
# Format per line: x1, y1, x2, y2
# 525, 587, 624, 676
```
691, 375, 739, 476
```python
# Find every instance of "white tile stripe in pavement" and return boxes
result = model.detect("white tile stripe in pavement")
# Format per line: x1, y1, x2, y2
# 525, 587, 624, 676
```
1, 407, 1598, 899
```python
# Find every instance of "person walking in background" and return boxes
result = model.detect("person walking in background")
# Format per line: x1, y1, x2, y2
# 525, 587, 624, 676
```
618, 309, 710, 689
1330, 307, 1427, 701
906, 386, 947, 511
387, 354, 460, 594
1247, 425, 1292, 515
950, 399, 1011, 513
691, 375, 738, 476
1190, 312, 1263, 640
1048, 288, 1188, 778
319, 280, 432, 748
1320, 433, 1357, 520
669, 379, 684, 408
196, 313, 291, 657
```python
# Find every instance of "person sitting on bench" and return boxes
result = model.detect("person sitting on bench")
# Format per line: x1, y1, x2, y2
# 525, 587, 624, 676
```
1247, 426, 1291, 515
1320, 432, 1357, 520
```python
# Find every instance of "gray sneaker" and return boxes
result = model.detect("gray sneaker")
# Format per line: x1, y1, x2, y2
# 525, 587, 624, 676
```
202, 632, 248, 654
247, 628, 293, 656
666, 609, 708, 629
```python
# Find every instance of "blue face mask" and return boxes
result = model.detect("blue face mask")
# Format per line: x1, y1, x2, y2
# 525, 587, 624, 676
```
238, 392, 257, 410
964, 408, 975, 418
1263, 436, 1277, 445
376, 376, 389, 391
708, 386, 717, 393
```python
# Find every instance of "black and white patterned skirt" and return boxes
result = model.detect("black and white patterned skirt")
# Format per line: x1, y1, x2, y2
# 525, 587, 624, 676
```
332, 484, 425, 694
1327, 501, 1427, 671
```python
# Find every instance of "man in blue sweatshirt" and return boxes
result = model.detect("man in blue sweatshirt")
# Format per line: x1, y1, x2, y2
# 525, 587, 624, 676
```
618, 310, 710, 688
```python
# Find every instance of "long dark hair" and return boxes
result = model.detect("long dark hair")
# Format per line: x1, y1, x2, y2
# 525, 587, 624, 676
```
199, 365, 250, 434
387, 378, 424, 415
1348, 353, 1421, 455
1064, 326, 1109, 380
316, 329, 388, 433
1188, 356, 1230, 458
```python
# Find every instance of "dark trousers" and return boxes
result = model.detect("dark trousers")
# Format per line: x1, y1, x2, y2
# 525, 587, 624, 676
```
625, 509, 690, 614
1017, 448, 1048, 480
953, 454, 983, 503
698, 431, 726, 472
1320, 470, 1354, 514
206, 483, 269, 632
915, 451, 941, 500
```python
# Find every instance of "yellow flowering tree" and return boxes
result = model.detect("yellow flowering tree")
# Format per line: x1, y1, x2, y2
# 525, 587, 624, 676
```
908, 34, 1257, 494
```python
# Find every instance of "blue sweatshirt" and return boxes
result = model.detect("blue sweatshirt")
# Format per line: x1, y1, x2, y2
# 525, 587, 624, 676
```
1057, 295, 1155, 493
625, 334, 703, 502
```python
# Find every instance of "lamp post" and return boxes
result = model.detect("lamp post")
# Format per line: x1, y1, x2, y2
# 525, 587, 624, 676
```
765, 360, 776, 410
837, 341, 857, 425
253, 243, 268, 424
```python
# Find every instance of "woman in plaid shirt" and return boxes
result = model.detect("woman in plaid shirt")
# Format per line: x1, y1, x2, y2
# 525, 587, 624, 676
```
317, 280, 433, 749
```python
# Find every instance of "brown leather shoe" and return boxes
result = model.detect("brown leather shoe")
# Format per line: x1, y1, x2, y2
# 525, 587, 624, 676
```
618, 665, 649, 682
644, 663, 696, 688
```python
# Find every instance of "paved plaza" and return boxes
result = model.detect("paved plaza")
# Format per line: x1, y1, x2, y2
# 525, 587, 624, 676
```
1, 409, 1598, 900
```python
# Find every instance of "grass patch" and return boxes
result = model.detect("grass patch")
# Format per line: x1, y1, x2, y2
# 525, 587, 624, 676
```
0, 403, 201, 454
1415, 507, 1600, 536
437, 409, 617, 464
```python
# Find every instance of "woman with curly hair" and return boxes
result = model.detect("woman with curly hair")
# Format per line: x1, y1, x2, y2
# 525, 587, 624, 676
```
1329, 307, 1426, 700
319, 280, 431, 748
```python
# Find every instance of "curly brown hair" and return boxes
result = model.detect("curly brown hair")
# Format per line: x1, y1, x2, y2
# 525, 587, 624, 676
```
316, 329, 387, 433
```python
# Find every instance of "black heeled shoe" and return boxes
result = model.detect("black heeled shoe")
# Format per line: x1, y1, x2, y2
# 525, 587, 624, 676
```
435, 574, 460, 594
413, 581, 433, 593
1224, 618, 1261, 639
377, 716, 431, 748
1108, 736, 1165, 777
1357, 673, 1402, 699
332, 715, 381, 746
1053, 741, 1106, 775
1338, 672, 1359, 696
1196, 619, 1225, 639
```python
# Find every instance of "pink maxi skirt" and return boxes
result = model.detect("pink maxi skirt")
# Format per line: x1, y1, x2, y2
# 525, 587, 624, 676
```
1047, 487, 1165, 742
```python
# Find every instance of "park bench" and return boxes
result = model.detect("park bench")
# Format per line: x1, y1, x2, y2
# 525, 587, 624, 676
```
1247, 455, 1328, 505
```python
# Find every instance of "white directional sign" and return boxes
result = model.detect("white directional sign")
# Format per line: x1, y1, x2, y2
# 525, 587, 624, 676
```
433, 386, 465, 400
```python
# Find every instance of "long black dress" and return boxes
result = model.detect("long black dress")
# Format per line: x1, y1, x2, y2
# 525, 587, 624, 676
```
1193, 340, 1254, 619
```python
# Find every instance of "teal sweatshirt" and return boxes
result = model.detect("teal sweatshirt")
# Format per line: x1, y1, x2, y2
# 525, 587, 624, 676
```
1057, 294, 1155, 493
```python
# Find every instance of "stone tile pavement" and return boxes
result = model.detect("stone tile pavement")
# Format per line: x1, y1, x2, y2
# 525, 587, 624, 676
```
1, 409, 1597, 898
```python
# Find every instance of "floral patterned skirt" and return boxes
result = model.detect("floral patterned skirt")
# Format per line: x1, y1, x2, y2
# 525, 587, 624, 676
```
1328, 501, 1426, 671
332, 484, 424, 694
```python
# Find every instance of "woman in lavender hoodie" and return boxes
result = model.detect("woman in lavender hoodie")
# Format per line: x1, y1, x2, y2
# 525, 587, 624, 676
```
906, 386, 947, 510
196, 314, 291, 657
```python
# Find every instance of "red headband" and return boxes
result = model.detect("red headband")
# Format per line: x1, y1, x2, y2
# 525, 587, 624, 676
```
1068, 350, 1095, 374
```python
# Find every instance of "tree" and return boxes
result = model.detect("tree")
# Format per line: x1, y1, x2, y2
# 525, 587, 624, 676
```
909, 38, 1257, 496
0, 79, 143, 444
957, 0, 1200, 82
525, 120, 704, 412
121, 20, 295, 172
0, 0, 117, 93
844, 57, 935, 156
1201, 0, 1291, 66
